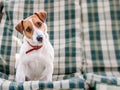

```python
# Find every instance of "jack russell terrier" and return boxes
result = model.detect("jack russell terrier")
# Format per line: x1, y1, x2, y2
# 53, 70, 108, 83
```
15, 11, 54, 82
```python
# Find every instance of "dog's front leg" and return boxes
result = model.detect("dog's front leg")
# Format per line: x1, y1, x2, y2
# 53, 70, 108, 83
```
40, 63, 53, 81
16, 63, 26, 82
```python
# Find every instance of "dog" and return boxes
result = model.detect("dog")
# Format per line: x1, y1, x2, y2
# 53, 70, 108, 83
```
15, 11, 54, 82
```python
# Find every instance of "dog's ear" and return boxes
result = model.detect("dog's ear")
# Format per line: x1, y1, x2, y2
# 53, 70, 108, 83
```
34, 11, 47, 22
15, 20, 24, 34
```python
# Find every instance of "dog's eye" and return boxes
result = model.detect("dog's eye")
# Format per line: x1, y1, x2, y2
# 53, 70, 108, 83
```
26, 27, 31, 33
37, 22, 42, 27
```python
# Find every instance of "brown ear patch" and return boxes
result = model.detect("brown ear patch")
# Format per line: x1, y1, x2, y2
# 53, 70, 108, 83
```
15, 20, 24, 34
34, 11, 47, 23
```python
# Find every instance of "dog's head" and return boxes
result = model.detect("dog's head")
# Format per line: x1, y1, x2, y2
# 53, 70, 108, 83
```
15, 11, 48, 45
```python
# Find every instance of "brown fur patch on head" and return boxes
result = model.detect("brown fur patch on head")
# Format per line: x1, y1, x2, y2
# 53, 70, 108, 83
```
34, 11, 47, 23
32, 15, 46, 32
22, 20, 34, 39
15, 20, 24, 34
15, 11, 47, 38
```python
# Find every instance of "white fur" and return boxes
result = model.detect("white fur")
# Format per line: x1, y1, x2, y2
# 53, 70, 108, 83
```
15, 21, 54, 82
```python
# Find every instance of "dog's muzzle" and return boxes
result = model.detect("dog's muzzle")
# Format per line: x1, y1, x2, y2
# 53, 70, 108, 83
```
36, 35, 43, 42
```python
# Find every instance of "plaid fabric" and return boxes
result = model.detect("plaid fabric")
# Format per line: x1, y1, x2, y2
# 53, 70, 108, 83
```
86, 73, 120, 87
0, 77, 85, 90
81, 0, 120, 89
81, 0, 120, 75
95, 83, 120, 90
0, 0, 82, 76
0, 72, 86, 90
86, 73, 120, 90
0, 0, 85, 90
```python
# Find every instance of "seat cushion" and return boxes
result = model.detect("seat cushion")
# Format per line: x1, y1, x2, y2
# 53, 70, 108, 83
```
81, 0, 120, 89
0, 73, 85, 90
95, 82, 120, 90
0, 1, 85, 89
86, 73, 120, 90
0, 0, 83, 77
81, 0, 120, 74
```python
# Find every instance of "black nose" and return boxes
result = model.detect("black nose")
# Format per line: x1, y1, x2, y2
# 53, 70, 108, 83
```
36, 35, 43, 42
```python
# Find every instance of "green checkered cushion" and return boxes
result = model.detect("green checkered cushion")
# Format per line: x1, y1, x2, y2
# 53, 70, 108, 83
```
81, 0, 120, 89
95, 82, 120, 90
86, 73, 120, 90
0, 72, 86, 90
0, 0, 85, 89
86, 73, 120, 87
0, 76, 85, 90
81, 0, 120, 75
0, 0, 82, 76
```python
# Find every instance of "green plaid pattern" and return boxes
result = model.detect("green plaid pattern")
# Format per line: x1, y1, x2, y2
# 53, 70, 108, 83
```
0, 0, 82, 76
86, 73, 120, 90
0, 72, 85, 90
86, 73, 120, 87
0, 77, 85, 90
0, 0, 85, 90
81, 0, 120, 89
81, 0, 120, 75
95, 83, 120, 90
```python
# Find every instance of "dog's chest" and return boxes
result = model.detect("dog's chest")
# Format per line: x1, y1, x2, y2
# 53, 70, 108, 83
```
18, 40, 54, 80
25, 56, 46, 78
22, 48, 48, 65
22, 50, 49, 78
23, 50, 46, 62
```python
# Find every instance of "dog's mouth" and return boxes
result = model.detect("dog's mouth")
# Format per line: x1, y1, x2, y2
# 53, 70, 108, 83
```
26, 40, 43, 54
26, 36, 44, 46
